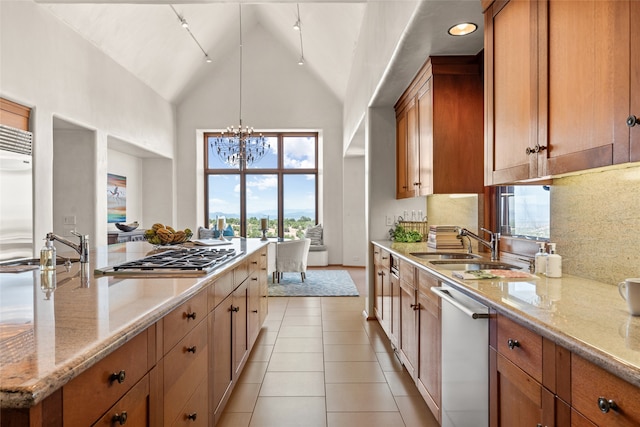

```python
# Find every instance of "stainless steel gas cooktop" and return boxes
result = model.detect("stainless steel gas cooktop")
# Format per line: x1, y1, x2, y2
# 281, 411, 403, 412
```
95, 247, 242, 277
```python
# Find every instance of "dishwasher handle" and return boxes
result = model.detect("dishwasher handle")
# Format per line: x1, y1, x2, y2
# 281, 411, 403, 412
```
431, 287, 489, 320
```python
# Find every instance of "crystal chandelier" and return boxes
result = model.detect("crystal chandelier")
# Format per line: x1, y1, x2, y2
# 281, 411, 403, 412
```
211, 5, 269, 168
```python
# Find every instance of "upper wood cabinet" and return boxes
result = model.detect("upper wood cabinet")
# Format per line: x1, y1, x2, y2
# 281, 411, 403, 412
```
395, 55, 484, 198
484, 0, 640, 185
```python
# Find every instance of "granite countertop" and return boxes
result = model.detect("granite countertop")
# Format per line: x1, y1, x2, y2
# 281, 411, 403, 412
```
372, 240, 640, 389
0, 238, 268, 409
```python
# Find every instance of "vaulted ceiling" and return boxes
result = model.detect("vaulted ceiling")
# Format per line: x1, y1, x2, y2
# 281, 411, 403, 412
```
35, 1, 484, 106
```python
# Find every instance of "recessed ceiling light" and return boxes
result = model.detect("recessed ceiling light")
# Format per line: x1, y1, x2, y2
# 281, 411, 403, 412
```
448, 22, 478, 36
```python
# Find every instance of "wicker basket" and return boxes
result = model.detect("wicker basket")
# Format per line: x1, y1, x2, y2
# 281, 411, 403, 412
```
396, 220, 429, 241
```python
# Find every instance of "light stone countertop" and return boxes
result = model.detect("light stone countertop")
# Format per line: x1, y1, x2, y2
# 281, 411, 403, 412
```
0, 238, 268, 409
372, 240, 640, 389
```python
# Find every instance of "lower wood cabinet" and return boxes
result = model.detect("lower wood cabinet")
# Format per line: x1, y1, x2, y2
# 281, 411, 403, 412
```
571, 353, 640, 427
93, 374, 151, 427
2, 247, 268, 427
416, 270, 441, 422
62, 328, 153, 427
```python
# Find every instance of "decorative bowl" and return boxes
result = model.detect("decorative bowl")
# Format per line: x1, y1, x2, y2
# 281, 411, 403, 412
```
115, 221, 139, 232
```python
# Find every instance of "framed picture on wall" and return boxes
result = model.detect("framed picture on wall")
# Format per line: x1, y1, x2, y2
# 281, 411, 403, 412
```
107, 173, 126, 223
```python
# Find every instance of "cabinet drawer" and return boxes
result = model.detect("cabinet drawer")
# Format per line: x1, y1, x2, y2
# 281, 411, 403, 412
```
208, 272, 233, 312
234, 260, 249, 286
496, 315, 542, 383
374, 248, 390, 267
571, 354, 640, 427
258, 247, 267, 270
164, 319, 208, 426
399, 259, 415, 288
248, 251, 260, 273
417, 269, 439, 304
163, 290, 207, 354
170, 380, 208, 427
63, 330, 149, 427
92, 374, 150, 427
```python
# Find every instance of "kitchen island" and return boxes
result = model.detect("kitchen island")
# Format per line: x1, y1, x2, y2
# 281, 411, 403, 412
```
372, 240, 640, 426
0, 238, 269, 426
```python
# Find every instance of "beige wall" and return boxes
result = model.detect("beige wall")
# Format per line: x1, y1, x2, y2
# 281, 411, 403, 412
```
552, 163, 640, 286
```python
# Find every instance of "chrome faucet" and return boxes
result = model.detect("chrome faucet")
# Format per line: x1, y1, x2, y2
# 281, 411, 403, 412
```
456, 227, 500, 261
46, 231, 90, 264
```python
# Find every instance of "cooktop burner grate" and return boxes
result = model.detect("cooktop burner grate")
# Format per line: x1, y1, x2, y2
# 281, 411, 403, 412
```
112, 248, 238, 272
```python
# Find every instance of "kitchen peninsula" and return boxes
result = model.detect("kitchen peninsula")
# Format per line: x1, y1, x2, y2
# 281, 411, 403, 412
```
372, 241, 640, 426
0, 239, 269, 426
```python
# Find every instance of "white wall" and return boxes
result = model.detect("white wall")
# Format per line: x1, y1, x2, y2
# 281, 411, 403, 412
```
343, 155, 366, 266
0, 2, 175, 251
106, 149, 144, 230
53, 130, 96, 241
175, 23, 345, 264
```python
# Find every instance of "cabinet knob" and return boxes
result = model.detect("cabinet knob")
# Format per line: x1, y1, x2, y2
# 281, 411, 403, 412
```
231, 306, 240, 313
597, 397, 618, 413
186, 346, 197, 353
112, 411, 128, 425
507, 339, 520, 350
185, 311, 197, 320
525, 144, 547, 155
187, 412, 198, 421
109, 370, 126, 384
628, 115, 639, 127
252, 309, 258, 313
252, 277, 258, 281
410, 303, 420, 311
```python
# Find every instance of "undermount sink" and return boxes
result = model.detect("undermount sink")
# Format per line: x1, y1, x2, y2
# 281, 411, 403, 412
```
428, 260, 522, 271
410, 252, 480, 260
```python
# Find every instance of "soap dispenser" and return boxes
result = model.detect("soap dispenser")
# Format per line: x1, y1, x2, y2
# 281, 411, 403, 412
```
40, 239, 56, 271
534, 242, 547, 275
546, 243, 562, 278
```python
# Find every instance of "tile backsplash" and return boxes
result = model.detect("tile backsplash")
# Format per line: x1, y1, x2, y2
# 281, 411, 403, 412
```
552, 163, 640, 285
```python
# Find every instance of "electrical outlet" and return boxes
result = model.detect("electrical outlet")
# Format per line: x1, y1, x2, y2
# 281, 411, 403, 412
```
385, 215, 394, 226
64, 215, 76, 225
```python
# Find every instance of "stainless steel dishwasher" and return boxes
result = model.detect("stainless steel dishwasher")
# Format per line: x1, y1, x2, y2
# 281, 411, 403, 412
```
431, 283, 489, 427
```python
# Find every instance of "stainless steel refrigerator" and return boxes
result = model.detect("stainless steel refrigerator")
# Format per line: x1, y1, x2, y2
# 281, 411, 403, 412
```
0, 124, 33, 262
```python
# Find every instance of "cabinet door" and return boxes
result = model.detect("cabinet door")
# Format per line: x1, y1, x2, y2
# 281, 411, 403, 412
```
485, 0, 541, 184
545, 0, 631, 174
390, 273, 401, 348
210, 296, 232, 421
417, 290, 441, 421
233, 281, 249, 379
396, 100, 418, 199
396, 110, 410, 198
374, 264, 384, 322
399, 282, 417, 379
490, 349, 555, 427
248, 273, 261, 347
417, 78, 433, 196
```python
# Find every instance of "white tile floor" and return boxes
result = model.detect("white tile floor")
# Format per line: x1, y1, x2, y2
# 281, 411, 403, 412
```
216, 272, 440, 427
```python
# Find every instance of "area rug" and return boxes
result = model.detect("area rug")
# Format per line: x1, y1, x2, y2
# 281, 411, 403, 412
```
268, 270, 359, 297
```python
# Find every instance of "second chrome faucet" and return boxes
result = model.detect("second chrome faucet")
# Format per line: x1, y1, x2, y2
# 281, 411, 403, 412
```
456, 227, 500, 261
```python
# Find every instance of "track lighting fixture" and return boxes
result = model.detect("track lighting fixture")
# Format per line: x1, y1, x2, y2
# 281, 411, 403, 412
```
169, 4, 212, 63
294, 4, 304, 66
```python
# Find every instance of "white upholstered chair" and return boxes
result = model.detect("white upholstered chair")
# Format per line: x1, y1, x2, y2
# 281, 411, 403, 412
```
275, 238, 311, 283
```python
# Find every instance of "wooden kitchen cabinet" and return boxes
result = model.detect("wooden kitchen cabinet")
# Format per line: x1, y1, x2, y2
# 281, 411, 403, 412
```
545, 0, 631, 174
398, 260, 417, 378
571, 353, 640, 426
485, 0, 640, 184
92, 374, 151, 427
210, 293, 232, 423
416, 269, 441, 422
162, 319, 208, 426
63, 328, 153, 427
395, 56, 484, 198
373, 247, 391, 336
484, 0, 542, 184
